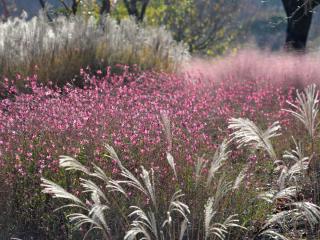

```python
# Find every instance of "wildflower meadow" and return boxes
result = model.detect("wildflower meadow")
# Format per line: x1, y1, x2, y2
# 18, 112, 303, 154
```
2, 0, 320, 239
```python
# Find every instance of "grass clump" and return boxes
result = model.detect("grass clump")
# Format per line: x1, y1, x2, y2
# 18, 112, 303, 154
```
0, 14, 189, 86
41, 141, 245, 239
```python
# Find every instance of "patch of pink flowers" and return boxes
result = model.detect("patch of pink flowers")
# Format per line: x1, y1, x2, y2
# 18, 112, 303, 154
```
0, 59, 295, 182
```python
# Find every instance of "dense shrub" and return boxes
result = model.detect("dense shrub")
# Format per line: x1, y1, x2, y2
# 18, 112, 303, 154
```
0, 15, 189, 86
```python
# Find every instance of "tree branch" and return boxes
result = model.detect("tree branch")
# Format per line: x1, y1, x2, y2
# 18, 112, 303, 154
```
57, 0, 72, 15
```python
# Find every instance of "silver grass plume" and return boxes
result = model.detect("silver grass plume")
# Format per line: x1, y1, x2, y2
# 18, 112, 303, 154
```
166, 152, 177, 179
160, 113, 177, 178
195, 155, 207, 187
0, 16, 189, 77
204, 197, 244, 240
164, 190, 190, 224
233, 163, 250, 190
258, 186, 297, 204
106, 145, 158, 207
179, 219, 189, 240
213, 176, 232, 209
105, 145, 152, 200
284, 84, 319, 141
282, 138, 309, 183
41, 178, 85, 207
228, 118, 281, 161
125, 206, 157, 240
90, 163, 128, 197
140, 167, 157, 208
160, 111, 172, 152
258, 229, 289, 240
206, 140, 229, 186
41, 178, 111, 239
263, 201, 320, 231
59, 155, 90, 174
125, 190, 189, 240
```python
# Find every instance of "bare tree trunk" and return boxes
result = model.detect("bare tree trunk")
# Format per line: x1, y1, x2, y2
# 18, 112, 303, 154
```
138, 0, 149, 21
39, 0, 46, 8
1, 0, 9, 20
100, 0, 111, 15
72, 0, 78, 15
123, 0, 149, 22
281, 0, 319, 51
124, 0, 138, 17
39, 0, 53, 21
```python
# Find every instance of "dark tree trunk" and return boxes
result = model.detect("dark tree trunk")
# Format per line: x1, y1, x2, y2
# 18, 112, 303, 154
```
138, 0, 149, 21
281, 0, 319, 51
1, 0, 9, 20
72, 0, 78, 15
39, 0, 53, 21
39, 0, 46, 9
100, 0, 111, 15
123, 0, 149, 22
124, 0, 138, 17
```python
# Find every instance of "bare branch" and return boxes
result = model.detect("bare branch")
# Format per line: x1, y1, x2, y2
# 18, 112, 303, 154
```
58, 0, 72, 14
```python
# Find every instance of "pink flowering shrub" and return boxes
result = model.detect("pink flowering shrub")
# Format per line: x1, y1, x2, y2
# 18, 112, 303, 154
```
183, 50, 320, 89
3, 51, 316, 238
0, 67, 292, 179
